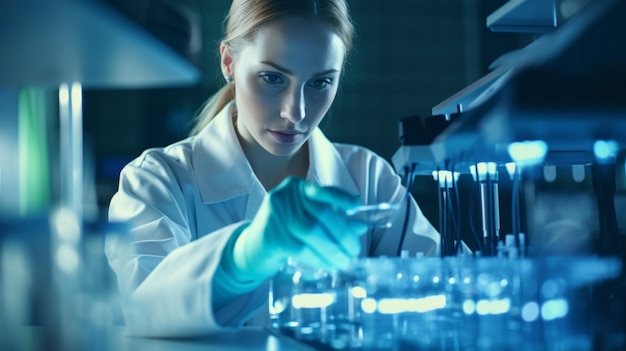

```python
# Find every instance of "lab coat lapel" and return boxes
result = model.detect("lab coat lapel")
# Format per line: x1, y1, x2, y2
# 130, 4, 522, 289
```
306, 129, 360, 196
191, 102, 257, 204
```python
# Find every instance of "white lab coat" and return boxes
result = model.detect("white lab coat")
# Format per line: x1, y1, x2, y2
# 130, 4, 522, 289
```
105, 101, 441, 337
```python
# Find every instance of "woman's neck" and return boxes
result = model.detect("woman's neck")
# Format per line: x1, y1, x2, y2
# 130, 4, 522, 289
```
248, 144, 309, 191
234, 121, 309, 190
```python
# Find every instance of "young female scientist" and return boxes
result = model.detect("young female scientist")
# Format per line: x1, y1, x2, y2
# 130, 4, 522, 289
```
105, 0, 441, 337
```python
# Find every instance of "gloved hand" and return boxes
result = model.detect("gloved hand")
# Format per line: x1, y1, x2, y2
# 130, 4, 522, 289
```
230, 177, 368, 283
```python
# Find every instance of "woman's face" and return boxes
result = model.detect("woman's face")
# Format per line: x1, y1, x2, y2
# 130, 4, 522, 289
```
222, 16, 346, 157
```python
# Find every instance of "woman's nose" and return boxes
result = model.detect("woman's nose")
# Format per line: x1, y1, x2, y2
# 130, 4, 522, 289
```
280, 87, 306, 123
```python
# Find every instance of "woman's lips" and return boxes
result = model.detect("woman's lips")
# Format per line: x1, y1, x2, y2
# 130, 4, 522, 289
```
269, 130, 303, 144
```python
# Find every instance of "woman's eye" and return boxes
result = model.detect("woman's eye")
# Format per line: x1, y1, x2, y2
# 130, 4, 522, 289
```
260, 73, 284, 85
308, 78, 332, 90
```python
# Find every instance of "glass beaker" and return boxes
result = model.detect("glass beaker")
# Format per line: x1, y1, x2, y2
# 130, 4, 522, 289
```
269, 258, 299, 335
290, 262, 335, 342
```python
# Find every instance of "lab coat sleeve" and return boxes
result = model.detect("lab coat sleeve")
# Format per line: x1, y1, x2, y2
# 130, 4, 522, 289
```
105, 154, 266, 337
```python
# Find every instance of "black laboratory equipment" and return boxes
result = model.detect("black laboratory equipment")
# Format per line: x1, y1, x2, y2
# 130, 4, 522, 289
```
390, 0, 626, 349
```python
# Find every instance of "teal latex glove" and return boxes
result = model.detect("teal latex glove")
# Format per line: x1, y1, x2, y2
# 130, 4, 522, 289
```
231, 177, 368, 284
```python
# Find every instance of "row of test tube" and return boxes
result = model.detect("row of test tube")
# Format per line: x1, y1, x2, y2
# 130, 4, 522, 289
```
269, 255, 622, 350
432, 161, 524, 257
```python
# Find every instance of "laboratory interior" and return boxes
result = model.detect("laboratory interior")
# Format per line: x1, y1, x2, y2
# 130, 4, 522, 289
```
1, 0, 625, 350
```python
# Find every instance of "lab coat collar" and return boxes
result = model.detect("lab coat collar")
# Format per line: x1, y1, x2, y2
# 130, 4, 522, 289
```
191, 101, 360, 203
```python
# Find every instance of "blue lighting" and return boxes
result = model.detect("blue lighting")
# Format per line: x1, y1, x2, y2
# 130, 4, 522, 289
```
436, 171, 461, 188
477, 162, 488, 181
463, 299, 476, 315
541, 279, 562, 299
541, 299, 569, 321
271, 298, 288, 315
292, 293, 335, 309
476, 298, 511, 315
469, 165, 477, 181
360, 295, 447, 314
593, 140, 618, 161
543, 165, 557, 183
572, 165, 586, 183
377, 298, 407, 314
351, 286, 367, 299
505, 162, 516, 180
521, 302, 540, 322
507, 140, 548, 166
361, 298, 377, 314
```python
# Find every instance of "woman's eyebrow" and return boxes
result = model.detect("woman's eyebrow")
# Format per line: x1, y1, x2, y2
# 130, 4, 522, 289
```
260, 61, 339, 77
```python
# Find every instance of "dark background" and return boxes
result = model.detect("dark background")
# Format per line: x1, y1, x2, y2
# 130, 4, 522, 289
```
83, 0, 531, 235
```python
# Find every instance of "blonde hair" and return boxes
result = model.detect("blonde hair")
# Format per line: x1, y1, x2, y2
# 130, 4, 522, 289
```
190, 0, 355, 135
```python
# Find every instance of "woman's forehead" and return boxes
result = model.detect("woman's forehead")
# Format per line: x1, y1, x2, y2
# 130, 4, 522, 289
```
241, 17, 346, 72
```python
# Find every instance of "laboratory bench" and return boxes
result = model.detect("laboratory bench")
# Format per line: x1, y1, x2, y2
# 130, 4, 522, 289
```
7, 326, 320, 351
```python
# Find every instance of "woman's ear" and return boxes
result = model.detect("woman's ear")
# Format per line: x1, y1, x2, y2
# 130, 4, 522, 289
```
220, 42, 234, 80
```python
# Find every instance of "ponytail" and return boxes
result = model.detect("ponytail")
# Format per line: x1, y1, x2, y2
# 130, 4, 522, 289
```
189, 82, 235, 136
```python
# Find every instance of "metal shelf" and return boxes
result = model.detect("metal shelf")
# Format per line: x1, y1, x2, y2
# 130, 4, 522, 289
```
431, 66, 512, 117
486, 0, 558, 33
0, 0, 201, 89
